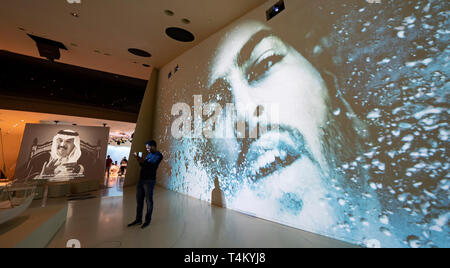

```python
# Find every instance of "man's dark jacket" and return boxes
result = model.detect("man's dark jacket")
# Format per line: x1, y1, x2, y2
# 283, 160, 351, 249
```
139, 151, 163, 180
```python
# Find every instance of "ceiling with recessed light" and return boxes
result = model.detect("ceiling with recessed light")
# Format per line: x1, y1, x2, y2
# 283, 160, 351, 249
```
0, 109, 136, 136
0, 0, 268, 80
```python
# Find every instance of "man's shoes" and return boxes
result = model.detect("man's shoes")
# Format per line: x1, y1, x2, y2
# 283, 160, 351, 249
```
127, 220, 142, 227
141, 221, 151, 229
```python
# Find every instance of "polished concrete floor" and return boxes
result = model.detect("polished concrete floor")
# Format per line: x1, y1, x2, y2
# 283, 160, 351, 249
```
47, 178, 357, 248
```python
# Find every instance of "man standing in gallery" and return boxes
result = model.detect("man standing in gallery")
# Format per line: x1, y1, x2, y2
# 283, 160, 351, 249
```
105, 155, 113, 185
128, 140, 163, 229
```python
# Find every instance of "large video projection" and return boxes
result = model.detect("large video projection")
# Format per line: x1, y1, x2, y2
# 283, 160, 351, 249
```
153, 0, 449, 247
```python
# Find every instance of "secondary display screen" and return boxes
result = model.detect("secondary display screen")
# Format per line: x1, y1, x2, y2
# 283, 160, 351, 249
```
153, 0, 449, 248
14, 124, 109, 183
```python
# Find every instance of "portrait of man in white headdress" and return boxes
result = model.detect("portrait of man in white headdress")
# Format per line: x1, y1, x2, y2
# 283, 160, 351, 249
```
38, 129, 85, 180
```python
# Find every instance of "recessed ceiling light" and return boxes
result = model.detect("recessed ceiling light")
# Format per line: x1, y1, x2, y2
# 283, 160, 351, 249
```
165, 27, 195, 42
70, 12, 80, 18
128, 48, 152, 57
164, 10, 174, 16
181, 18, 191, 24
142, 64, 150, 67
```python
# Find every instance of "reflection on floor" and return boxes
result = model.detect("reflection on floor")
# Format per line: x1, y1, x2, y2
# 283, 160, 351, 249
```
102, 173, 124, 198
47, 184, 358, 248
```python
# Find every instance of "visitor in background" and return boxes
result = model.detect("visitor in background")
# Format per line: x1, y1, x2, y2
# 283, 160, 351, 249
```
111, 161, 120, 178
120, 157, 128, 176
105, 155, 113, 183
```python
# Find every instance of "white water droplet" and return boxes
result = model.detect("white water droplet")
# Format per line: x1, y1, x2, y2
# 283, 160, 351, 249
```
364, 239, 381, 248
379, 215, 389, 225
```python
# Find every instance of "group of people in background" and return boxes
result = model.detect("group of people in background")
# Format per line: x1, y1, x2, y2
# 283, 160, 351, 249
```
105, 155, 128, 183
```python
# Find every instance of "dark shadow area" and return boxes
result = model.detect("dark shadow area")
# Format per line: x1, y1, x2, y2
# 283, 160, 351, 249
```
0, 50, 147, 114
0, 215, 30, 236
211, 177, 226, 208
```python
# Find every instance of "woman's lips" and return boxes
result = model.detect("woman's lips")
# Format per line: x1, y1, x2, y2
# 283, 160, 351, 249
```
242, 126, 312, 181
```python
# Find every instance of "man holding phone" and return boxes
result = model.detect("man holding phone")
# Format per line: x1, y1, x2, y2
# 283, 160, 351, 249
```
128, 140, 163, 229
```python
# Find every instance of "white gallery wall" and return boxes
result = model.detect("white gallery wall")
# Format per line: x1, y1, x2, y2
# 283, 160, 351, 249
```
150, 0, 449, 248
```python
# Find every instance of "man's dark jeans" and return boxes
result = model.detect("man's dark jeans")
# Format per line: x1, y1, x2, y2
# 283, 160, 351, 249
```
136, 179, 156, 223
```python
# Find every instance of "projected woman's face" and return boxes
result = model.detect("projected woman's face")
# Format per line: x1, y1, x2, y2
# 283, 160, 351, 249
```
209, 23, 336, 227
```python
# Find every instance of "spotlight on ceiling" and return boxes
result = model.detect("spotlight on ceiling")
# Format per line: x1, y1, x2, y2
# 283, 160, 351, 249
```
164, 10, 174, 16
165, 27, 195, 42
128, 48, 152, 58
27, 34, 68, 62
266, 0, 285, 21
181, 18, 191, 24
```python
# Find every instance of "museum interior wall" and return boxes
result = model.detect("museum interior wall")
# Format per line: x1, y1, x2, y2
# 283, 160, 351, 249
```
138, 0, 449, 248
124, 69, 160, 187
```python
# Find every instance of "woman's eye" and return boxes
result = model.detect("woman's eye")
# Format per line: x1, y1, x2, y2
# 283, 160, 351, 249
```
246, 54, 284, 84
